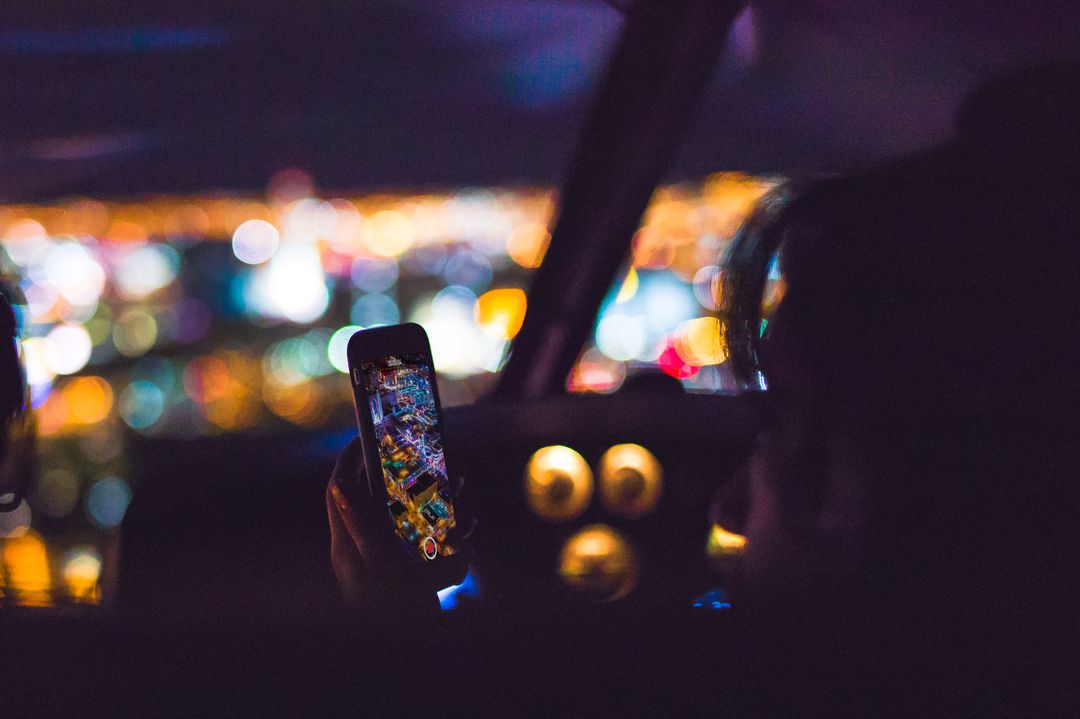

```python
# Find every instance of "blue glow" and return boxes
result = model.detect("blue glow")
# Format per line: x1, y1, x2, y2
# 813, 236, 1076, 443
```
0, 27, 229, 55
437, 570, 480, 610
30, 382, 52, 409
350, 293, 399, 328
86, 477, 133, 529
690, 589, 732, 611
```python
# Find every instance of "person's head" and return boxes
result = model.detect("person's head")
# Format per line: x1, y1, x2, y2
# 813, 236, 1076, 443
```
0, 284, 31, 515
717, 64, 1080, 620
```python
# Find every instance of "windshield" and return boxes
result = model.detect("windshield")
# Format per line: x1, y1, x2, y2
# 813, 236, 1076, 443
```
0, 1, 766, 608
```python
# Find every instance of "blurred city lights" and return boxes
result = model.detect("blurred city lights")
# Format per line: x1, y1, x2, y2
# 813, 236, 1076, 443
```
596, 314, 646, 362
506, 223, 550, 269
35, 468, 81, 518
248, 244, 329, 323
119, 380, 166, 430
524, 445, 593, 523
21, 337, 55, 388
658, 342, 697, 379
350, 257, 399, 293
0, 499, 31, 538
43, 241, 106, 306
2, 531, 52, 606
44, 323, 92, 375
474, 288, 527, 340
692, 265, 722, 310
443, 250, 492, 291
232, 219, 280, 265
183, 355, 230, 404
85, 476, 133, 529
113, 308, 158, 357
328, 325, 362, 373
567, 347, 626, 394
62, 376, 114, 424
361, 210, 414, 257
614, 267, 639, 304
674, 316, 726, 366
0, 174, 775, 602
350, 293, 400, 328
62, 546, 102, 602
113, 243, 180, 299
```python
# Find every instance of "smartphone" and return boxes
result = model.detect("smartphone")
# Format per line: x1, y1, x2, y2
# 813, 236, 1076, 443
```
346, 323, 466, 587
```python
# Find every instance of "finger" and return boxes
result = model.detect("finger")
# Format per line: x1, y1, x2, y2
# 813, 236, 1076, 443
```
331, 436, 368, 489
329, 479, 369, 553
327, 483, 366, 599
331, 476, 411, 571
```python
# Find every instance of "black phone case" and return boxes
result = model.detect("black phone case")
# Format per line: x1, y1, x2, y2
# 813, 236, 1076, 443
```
346, 323, 467, 589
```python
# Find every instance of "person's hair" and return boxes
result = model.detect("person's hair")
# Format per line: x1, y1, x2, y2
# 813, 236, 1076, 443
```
760, 63, 1080, 602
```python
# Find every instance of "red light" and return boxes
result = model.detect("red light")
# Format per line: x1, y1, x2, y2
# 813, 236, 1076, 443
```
658, 342, 697, 379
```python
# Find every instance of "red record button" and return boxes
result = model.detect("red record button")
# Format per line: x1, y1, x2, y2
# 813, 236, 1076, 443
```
421, 536, 438, 560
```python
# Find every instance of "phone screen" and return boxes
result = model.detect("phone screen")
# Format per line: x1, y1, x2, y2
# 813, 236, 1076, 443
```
360, 353, 458, 560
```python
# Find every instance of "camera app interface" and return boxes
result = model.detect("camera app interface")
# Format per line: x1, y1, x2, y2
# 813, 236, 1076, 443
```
362, 354, 457, 560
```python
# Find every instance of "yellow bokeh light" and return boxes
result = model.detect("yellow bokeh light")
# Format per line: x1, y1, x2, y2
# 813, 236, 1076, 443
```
614, 267, 639, 304
204, 391, 258, 431
474, 288, 527, 340
62, 548, 101, 603
506, 223, 550, 269
35, 390, 68, 437
3, 531, 53, 607
674, 317, 726, 366
162, 204, 211, 237
362, 210, 414, 257
524, 445, 593, 523
706, 523, 747, 558
183, 355, 231, 404
631, 226, 675, 269
263, 379, 324, 426
113, 308, 158, 357
558, 524, 638, 602
62, 376, 114, 425
105, 219, 148, 244
597, 443, 663, 519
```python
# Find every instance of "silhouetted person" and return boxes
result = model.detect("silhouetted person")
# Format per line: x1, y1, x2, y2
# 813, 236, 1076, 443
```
328, 63, 1080, 712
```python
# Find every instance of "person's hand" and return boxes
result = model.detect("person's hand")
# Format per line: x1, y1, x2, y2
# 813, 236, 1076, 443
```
326, 438, 473, 615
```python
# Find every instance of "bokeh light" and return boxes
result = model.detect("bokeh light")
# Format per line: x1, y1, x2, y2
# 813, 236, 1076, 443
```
2, 530, 52, 606
0, 499, 32, 538
524, 445, 593, 523
113, 308, 158, 357
62, 376, 114, 424
35, 468, 81, 518
506, 223, 550, 269
362, 210, 414, 257
674, 317, 726, 366
85, 476, 133, 529
246, 244, 329, 323
350, 293, 400, 328
119, 380, 166, 430
475, 288, 527, 340
706, 523, 747, 559
350, 257, 399, 293
328, 325, 363, 373
44, 323, 93, 375
232, 219, 280, 265
597, 443, 663, 518
183, 355, 231, 404
62, 546, 102, 602
0, 174, 775, 604
558, 524, 638, 602
113, 243, 180, 299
